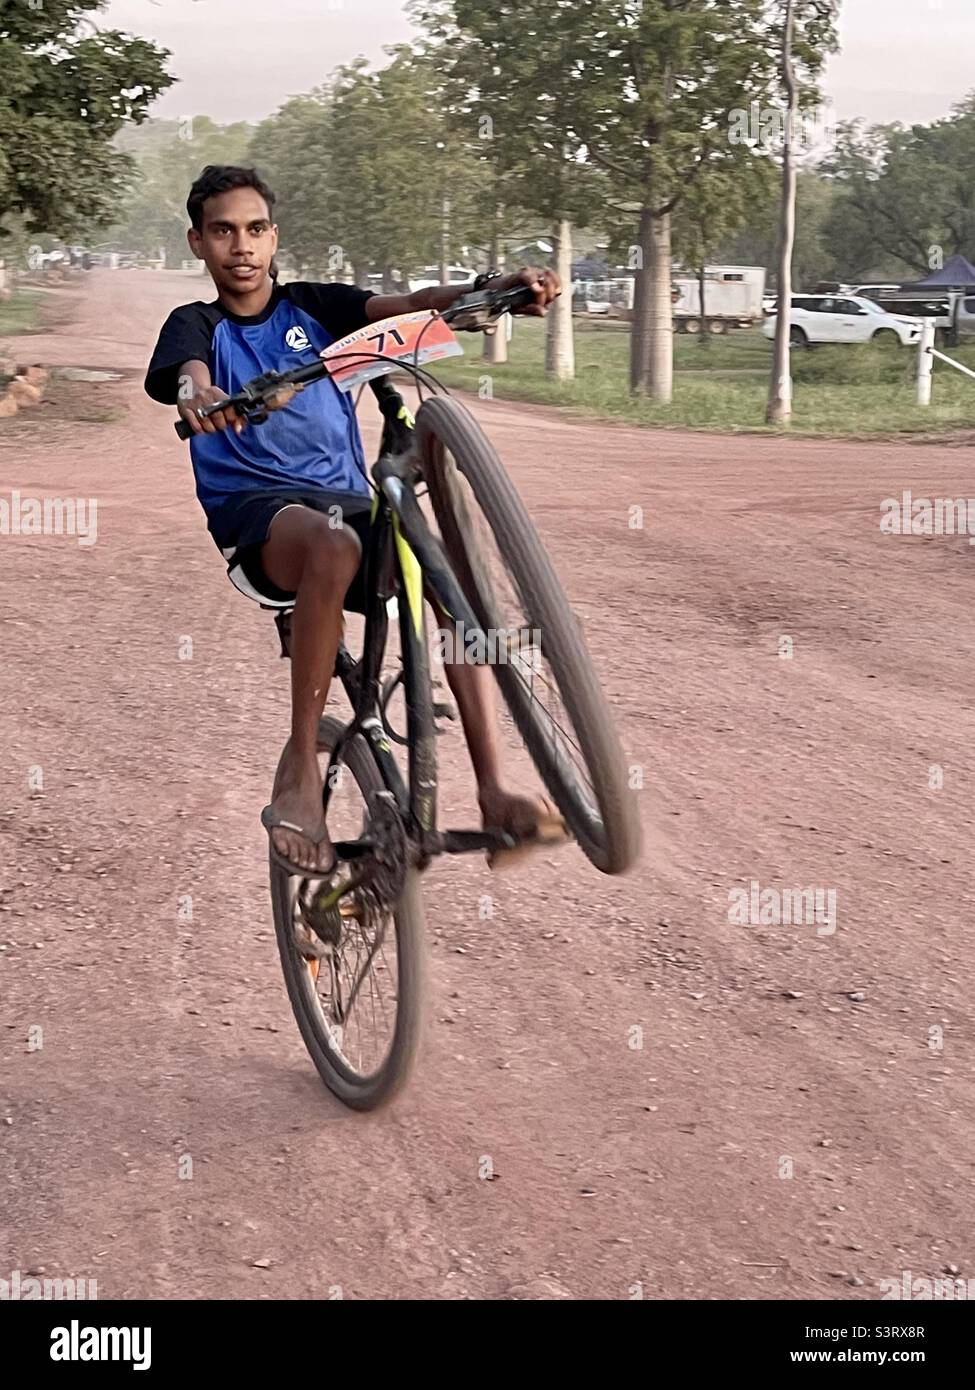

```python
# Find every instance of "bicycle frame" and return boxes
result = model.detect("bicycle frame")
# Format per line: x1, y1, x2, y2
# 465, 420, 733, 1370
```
314, 381, 512, 868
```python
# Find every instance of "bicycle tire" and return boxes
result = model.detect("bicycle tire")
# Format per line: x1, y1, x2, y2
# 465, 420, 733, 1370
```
270, 716, 428, 1110
414, 395, 641, 874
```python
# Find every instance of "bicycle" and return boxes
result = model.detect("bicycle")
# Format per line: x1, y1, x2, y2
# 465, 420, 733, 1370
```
175, 282, 642, 1109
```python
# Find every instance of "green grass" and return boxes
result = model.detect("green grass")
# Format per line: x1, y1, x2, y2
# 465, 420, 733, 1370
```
0, 289, 43, 337
429, 318, 975, 437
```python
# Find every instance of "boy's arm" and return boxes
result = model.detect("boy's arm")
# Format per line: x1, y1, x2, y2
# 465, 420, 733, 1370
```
146, 304, 251, 433
364, 266, 560, 323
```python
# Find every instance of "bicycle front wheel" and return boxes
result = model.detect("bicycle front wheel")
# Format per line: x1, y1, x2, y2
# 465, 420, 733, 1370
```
414, 395, 641, 874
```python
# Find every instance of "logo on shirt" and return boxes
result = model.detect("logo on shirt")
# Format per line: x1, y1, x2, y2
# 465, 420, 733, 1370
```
285, 325, 311, 352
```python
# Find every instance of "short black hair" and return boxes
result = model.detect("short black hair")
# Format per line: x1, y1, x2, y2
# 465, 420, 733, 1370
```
186, 165, 276, 232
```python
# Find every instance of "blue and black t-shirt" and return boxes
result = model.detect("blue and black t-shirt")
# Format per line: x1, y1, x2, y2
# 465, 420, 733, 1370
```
145, 280, 376, 524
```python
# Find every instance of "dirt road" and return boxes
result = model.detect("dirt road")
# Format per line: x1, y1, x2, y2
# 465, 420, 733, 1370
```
2, 270, 973, 1300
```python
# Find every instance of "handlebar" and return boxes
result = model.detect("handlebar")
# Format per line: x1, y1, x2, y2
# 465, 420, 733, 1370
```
173, 281, 539, 439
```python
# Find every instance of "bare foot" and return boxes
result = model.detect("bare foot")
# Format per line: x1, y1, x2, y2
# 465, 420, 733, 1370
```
477, 785, 563, 841
268, 747, 335, 873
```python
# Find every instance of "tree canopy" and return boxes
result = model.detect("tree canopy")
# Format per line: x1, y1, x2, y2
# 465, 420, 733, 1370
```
821, 94, 975, 278
0, 0, 172, 238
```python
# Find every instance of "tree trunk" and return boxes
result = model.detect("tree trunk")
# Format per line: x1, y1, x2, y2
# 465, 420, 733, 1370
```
382, 263, 395, 293
766, 0, 798, 425
630, 208, 673, 400
545, 218, 575, 381
698, 258, 710, 349
351, 261, 368, 289
484, 204, 508, 366
438, 192, 450, 285
648, 213, 674, 402
629, 208, 652, 392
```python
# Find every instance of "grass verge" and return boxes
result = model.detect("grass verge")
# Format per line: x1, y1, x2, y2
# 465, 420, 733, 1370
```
428, 318, 975, 437
0, 289, 44, 338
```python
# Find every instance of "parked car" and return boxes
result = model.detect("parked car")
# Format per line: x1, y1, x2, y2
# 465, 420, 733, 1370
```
853, 284, 954, 332
407, 264, 476, 292
953, 294, 975, 336
763, 293, 924, 347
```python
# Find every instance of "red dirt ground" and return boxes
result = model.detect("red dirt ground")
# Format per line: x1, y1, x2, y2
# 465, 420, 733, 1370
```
1, 269, 973, 1300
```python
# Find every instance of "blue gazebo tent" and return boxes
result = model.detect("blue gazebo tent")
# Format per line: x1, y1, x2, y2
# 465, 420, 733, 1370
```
910, 255, 975, 289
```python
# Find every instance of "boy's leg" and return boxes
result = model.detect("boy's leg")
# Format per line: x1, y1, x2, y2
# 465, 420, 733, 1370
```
261, 506, 362, 871
445, 660, 554, 836
426, 591, 554, 839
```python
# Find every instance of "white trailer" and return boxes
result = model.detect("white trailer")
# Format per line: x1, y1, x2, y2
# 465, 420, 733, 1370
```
573, 265, 766, 332
671, 265, 766, 333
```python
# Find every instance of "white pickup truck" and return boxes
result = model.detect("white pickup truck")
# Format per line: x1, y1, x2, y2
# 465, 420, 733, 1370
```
763, 293, 924, 347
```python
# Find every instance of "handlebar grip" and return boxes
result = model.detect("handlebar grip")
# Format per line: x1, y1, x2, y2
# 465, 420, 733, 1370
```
174, 418, 193, 440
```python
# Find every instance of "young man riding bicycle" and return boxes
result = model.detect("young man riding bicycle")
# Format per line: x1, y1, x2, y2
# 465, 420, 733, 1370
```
145, 164, 563, 877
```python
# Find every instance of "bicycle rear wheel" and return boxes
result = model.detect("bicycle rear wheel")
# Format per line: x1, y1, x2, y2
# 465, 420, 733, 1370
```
270, 717, 428, 1110
414, 395, 641, 874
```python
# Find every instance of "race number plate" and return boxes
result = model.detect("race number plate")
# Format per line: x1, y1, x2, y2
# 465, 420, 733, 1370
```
320, 310, 464, 392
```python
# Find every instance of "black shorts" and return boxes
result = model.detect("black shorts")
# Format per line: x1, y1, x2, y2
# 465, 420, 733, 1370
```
209, 488, 373, 612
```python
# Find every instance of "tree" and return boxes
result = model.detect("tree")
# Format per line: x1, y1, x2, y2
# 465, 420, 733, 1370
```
0, 0, 172, 238
327, 54, 432, 286
821, 95, 975, 279
766, 0, 799, 424
255, 50, 482, 290
765, 0, 839, 425
108, 117, 253, 266
416, 1, 820, 403
713, 170, 840, 289
412, 0, 605, 381
563, 1, 788, 401
405, 40, 544, 367
250, 95, 334, 278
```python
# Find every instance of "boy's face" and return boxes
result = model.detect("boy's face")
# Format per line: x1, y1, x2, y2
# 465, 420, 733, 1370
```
187, 185, 278, 303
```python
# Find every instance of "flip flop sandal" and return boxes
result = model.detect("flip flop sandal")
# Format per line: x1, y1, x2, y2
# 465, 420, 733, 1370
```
486, 797, 571, 870
261, 804, 338, 879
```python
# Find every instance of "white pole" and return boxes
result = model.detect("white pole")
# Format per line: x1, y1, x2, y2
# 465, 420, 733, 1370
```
917, 318, 935, 406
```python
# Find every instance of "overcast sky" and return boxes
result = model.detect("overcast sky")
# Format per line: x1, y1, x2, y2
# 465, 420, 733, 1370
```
104, 0, 973, 129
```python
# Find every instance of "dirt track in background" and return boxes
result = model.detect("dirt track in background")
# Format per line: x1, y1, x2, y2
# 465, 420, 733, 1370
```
2, 269, 973, 1300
